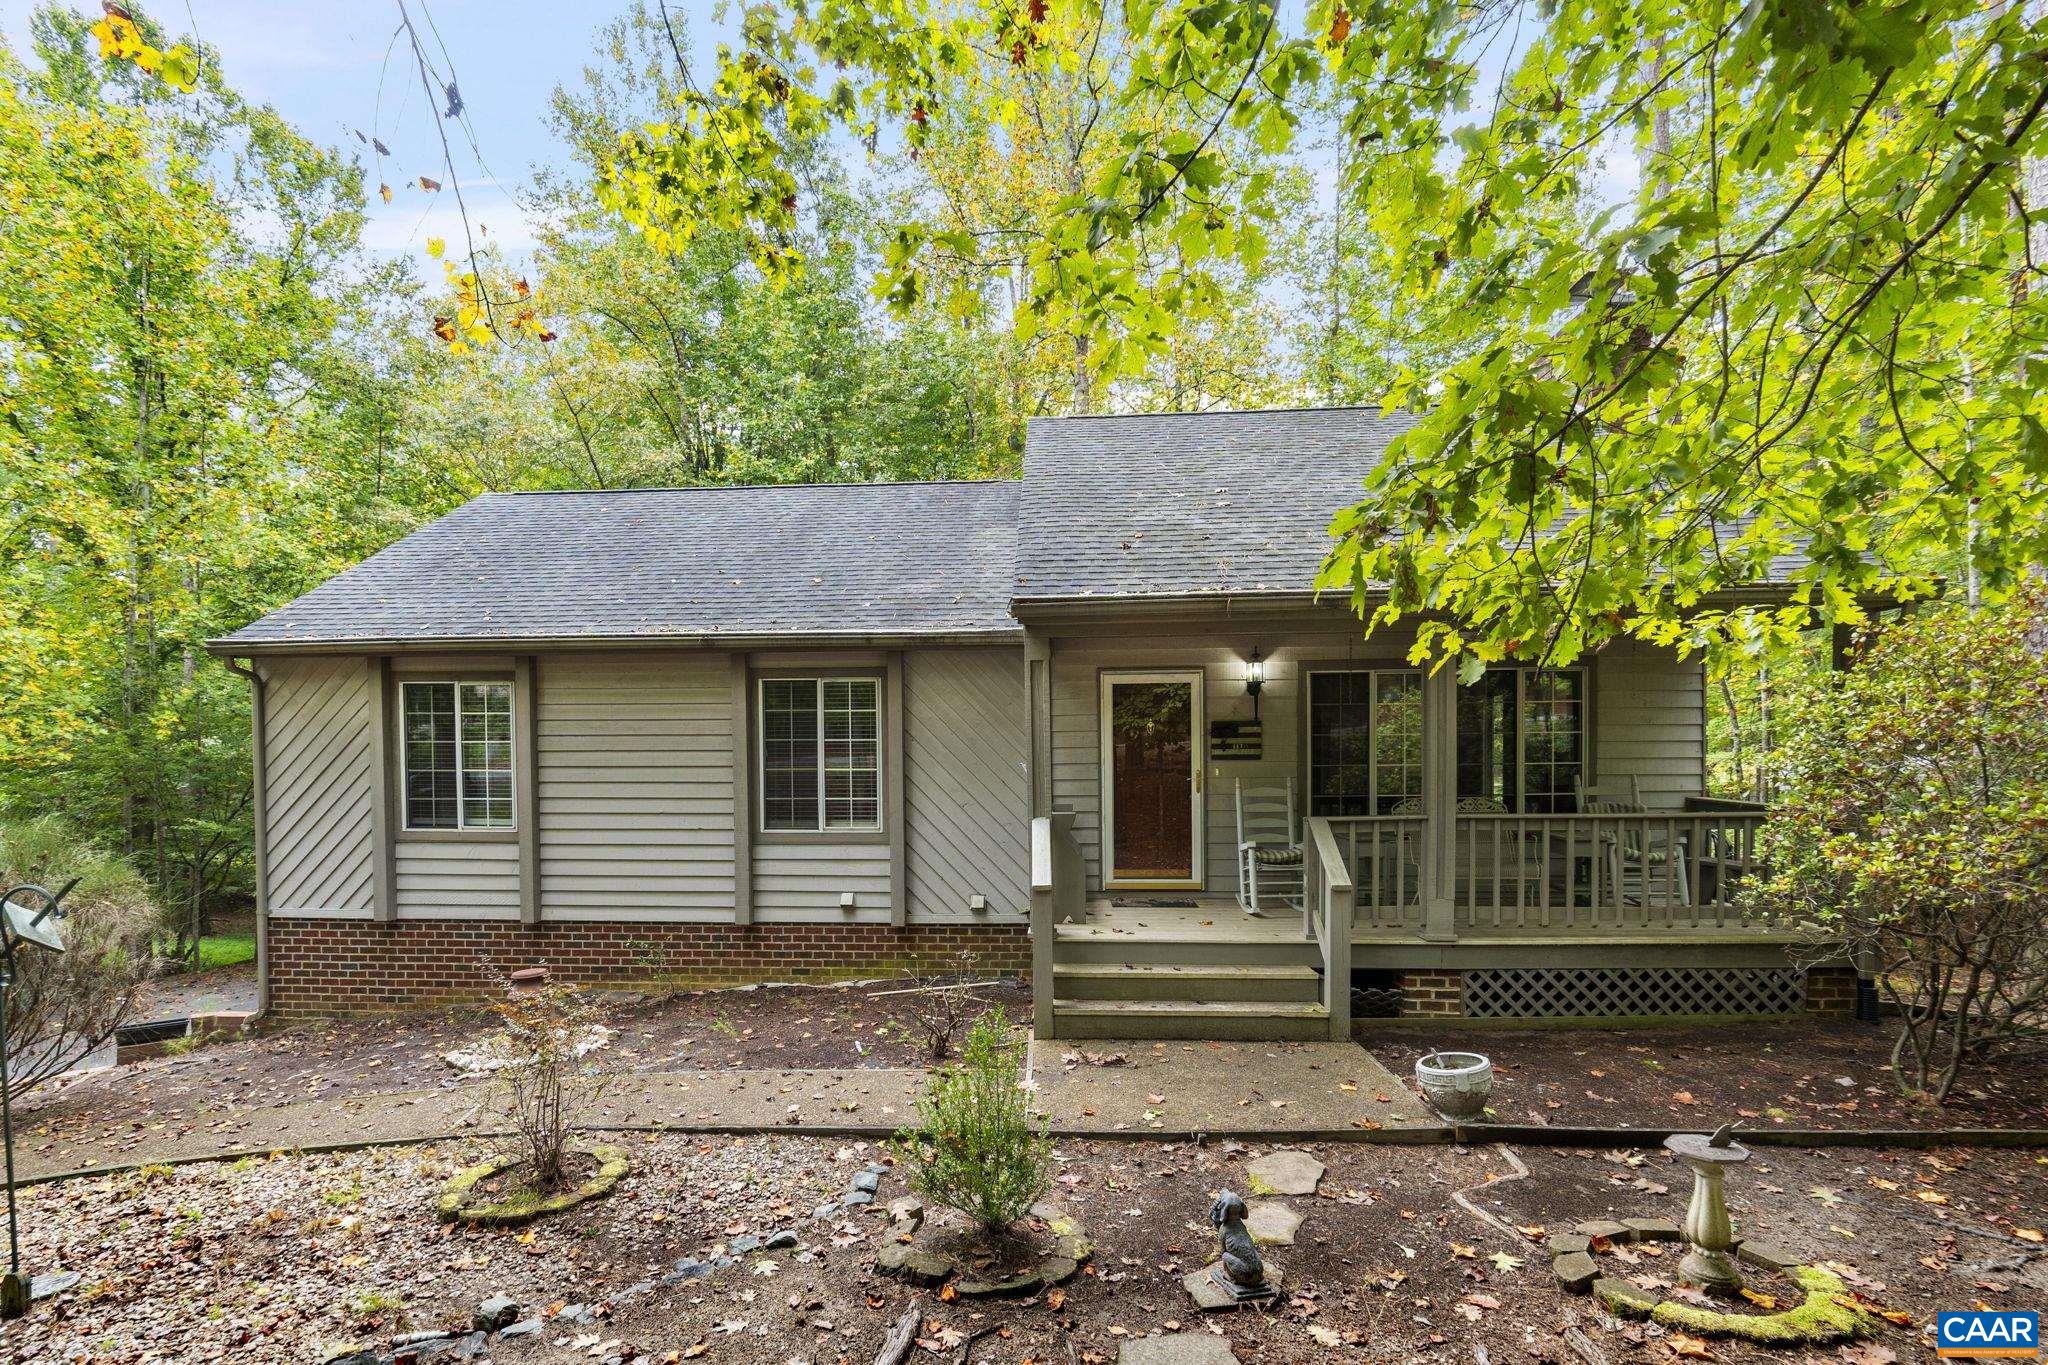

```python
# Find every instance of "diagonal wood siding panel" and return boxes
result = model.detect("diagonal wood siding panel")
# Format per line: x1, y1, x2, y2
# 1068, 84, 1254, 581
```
536, 652, 737, 921
903, 648, 1030, 922
263, 656, 377, 916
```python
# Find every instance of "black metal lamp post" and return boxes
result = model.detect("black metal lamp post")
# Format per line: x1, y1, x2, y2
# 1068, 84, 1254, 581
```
0, 879, 73, 1320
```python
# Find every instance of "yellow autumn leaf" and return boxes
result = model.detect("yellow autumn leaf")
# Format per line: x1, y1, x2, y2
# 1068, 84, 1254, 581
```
425, 236, 446, 259
2014, 1228, 2043, 1243
1915, 1190, 1950, 1204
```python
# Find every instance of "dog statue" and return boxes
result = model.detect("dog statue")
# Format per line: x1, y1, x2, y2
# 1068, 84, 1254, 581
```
1208, 1191, 1270, 1296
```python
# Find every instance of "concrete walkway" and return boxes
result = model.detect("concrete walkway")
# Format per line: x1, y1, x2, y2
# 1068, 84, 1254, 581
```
22, 1041, 1435, 1181
1027, 1039, 1434, 1133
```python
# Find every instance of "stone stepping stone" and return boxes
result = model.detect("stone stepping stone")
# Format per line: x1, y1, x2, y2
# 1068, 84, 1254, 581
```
1593, 1277, 1660, 1319
1118, 1333, 1241, 1365
1623, 1217, 1681, 1242
1245, 1149, 1324, 1197
1182, 1263, 1283, 1312
1245, 1201, 1301, 1247
1575, 1219, 1632, 1241
1552, 1250, 1598, 1293
1736, 1240, 1802, 1272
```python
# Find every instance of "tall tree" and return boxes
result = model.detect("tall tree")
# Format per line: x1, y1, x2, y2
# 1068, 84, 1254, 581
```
600, 0, 2048, 665
0, 7, 402, 938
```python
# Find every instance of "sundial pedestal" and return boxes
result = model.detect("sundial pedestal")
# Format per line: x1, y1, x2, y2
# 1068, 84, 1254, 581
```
1663, 1131, 1750, 1296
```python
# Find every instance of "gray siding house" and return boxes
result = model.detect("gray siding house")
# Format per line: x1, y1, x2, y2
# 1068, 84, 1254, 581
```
212, 407, 1843, 1035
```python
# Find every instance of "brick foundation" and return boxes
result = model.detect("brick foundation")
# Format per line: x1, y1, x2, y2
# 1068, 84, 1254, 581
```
266, 918, 1031, 1015
1398, 970, 1464, 1017
1802, 965, 1859, 1015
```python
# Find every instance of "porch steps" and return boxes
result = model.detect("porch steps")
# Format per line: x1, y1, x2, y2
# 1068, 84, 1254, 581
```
1051, 923, 1318, 969
1046, 905, 1332, 1039
1051, 962, 1321, 1004
1046, 999, 1330, 1041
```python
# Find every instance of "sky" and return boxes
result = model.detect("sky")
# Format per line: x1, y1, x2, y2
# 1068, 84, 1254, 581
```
0, 0, 739, 263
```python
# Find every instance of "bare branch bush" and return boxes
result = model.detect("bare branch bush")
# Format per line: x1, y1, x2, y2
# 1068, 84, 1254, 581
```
472, 966, 610, 1189
1, 814, 157, 1101
897, 948, 986, 1062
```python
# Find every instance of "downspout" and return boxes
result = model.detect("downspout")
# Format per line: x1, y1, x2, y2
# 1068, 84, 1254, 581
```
220, 658, 269, 1017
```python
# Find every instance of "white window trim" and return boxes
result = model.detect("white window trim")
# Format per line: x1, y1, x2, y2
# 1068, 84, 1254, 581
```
756, 676, 884, 834
399, 679, 517, 832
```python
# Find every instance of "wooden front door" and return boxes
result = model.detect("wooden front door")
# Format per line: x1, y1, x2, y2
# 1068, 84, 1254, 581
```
1100, 672, 1204, 888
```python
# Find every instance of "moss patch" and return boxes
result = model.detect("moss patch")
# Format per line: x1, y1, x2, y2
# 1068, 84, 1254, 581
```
1650, 1266, 1873, 1345
436, 1145, 630, 1227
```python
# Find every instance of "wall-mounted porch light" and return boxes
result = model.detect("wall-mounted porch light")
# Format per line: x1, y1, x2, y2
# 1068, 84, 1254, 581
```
1245, 649, 1265, 718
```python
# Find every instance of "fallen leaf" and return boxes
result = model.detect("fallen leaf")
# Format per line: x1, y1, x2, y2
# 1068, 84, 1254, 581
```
1666, 1331, 1715, 1359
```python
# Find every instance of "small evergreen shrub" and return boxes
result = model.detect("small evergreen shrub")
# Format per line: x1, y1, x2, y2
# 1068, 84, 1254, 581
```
891, 1009, 1049, 1231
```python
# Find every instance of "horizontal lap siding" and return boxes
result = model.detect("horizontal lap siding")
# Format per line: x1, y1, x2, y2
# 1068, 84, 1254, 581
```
752, 841, 892, 922
395, 839, 518, 917
1593, 639, 1706, 807
1050, 626, 1409, 895
904, 648, 1031, 922
263, 656, 377, 917
537, 653, 736, 922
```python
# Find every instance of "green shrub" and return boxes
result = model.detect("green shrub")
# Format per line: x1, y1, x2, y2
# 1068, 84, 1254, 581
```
890, 1009, 1048, 1231
1748, 586, 2048, 1101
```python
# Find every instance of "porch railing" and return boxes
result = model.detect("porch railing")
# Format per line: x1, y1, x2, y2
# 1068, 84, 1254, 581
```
1029, 811, 1085, 1035
1324, 808, 1776, 935
1301, 817, 1355, 1040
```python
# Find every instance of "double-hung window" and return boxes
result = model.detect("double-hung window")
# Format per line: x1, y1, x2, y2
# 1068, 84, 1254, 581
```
759, 677, 881, 832
401, 681, 515, 830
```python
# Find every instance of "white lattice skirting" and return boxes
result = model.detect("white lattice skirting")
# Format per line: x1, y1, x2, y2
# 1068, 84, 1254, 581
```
1461, 966, 1806, 1019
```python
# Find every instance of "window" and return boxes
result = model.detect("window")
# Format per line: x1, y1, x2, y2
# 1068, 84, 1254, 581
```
1307, 670, 1423, 816
1309, 666, 1588, 816
1455, 667, 1587, 812
759, 677, 881, 832
401, 681, 514, 830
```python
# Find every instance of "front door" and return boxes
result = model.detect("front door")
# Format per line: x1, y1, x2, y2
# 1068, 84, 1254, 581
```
1100, 672, 1205, 888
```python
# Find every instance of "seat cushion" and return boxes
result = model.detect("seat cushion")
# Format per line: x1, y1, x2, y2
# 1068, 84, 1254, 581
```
1250, 844, 1303, 865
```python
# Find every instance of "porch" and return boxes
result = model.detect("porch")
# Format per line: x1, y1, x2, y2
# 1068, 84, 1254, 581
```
1029, 808, 1806, 1040
1017, 615, 1821, 1040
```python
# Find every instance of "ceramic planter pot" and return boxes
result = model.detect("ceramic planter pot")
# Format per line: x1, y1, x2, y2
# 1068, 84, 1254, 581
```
1415, 1051, 1493, 1120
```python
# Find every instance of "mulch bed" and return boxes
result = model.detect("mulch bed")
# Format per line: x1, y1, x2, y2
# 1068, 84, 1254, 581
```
1372, 1019, 2048, 1132
19, 976, 1032, 1137
4, 1133, 2042, 1364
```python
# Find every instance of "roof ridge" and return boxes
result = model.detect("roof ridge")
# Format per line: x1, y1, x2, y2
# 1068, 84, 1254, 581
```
477, 478, 1020, 498
1026, 402, 1419, 423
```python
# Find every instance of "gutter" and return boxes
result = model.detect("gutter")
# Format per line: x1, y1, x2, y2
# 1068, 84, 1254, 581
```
217, 658, 269, 1018
201, 627, 1025, 658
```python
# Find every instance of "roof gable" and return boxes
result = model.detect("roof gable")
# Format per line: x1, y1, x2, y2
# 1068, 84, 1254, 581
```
1016, 406, 1420, 601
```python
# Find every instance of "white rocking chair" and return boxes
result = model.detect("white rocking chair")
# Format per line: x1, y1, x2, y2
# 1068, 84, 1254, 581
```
1234, 778, 1302, 916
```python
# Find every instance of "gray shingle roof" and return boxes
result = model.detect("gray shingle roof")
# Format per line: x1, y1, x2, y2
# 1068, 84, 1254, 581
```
212, 481, 1020, 649
1016, 406, 1421, 600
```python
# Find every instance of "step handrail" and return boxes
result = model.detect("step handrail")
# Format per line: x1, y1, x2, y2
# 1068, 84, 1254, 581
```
1304, 816, 1354, 1041
1031, 811, 1083, 1036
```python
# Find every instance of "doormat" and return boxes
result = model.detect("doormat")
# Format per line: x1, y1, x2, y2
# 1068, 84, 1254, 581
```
1110, 897, 1199, 908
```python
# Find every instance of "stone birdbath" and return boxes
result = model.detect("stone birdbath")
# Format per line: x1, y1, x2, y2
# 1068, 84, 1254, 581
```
1663, 1123, 1749, 1295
